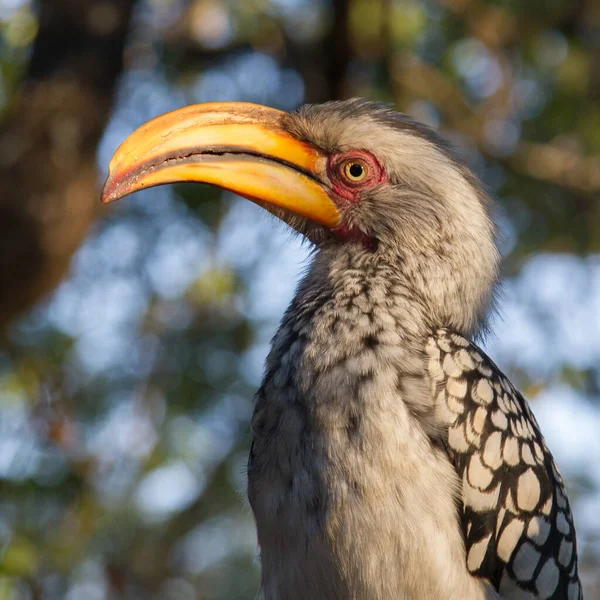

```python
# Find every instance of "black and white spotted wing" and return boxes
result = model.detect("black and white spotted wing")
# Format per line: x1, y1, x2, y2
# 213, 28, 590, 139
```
427, 329, 582, 600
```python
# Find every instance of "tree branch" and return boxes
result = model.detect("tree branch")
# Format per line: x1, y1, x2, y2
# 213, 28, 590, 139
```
0, 0, 136, 335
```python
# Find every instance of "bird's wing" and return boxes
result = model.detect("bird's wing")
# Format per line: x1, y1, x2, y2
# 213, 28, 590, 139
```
426, 329, 582, 600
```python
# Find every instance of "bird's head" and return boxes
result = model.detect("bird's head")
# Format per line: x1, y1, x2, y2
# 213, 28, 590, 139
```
103, 99, 499, 335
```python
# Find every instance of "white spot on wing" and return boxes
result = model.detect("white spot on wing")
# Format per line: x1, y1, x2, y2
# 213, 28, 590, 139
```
451, 333, 470, 347
521, 444, 536, 466
527, 516, 551, 545
558, 538, 573, 568
499, 571, 537, 599
473, 379, 494, 405
540, 495, 553, 516
447, 393, 466, 415
491, 409, 508, 430
517, 469, 541, 512
498, 394, 512, 414
436, 336, 453, 353
482, 431, 503, 470
535, 557, 560, 599
456, 348, 476, 370
467, 534, 491, 572
472, 407, 487, 434
437, 400, 457, 424
447, 377, 467, 398
442, 353, 463, 378
568, 581, 581, 600
448, 422, 470, 453
533, 442, 544, 463
570, 560, 577, 578
501, 377, 512, 394
556, 511, 571, 535
524, 418, 535, 437
519, 418, 532, 439
514, 418, 526, 438
477, 364, 493, 378
468, 453, 494, 489
503, 436, 520, 466
497, 518, 525, 562
465, 416, 482, 445
512, 541, 541, 582
463, 473, 501, 511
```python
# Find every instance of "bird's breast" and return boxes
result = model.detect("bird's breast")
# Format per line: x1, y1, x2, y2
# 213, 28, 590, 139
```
248, 326, 490, 599
247, 262, 495, 599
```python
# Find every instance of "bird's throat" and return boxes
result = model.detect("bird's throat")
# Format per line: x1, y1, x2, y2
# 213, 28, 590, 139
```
331, 224, 377, 251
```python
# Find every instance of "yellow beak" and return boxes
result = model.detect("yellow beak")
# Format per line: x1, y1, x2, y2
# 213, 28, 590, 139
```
101, 102, 340, 228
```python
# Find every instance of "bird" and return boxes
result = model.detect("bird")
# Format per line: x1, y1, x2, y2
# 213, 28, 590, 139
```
102, 99, 582, 600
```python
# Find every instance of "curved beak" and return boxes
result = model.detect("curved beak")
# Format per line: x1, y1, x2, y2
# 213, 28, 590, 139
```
101, 102, 340, 228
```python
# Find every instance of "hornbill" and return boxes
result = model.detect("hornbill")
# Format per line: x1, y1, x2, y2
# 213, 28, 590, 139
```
102, 100, 581, 600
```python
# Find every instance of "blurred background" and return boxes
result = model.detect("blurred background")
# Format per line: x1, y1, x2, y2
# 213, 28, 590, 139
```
0, 0, 599, 598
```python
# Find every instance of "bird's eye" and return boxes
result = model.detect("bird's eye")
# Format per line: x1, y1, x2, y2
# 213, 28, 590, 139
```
342, 160, 368, 182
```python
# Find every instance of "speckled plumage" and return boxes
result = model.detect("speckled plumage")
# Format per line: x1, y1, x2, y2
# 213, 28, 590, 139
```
428, 330, 580, 599
247, 100, 581, 599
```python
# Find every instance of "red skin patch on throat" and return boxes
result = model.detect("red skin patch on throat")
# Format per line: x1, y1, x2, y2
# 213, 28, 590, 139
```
332, 224, 377, 251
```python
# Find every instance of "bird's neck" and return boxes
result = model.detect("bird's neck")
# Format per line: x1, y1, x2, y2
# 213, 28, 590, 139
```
253, 245, 443, 505
263, 246, 435, 407
290, 245, 435, 343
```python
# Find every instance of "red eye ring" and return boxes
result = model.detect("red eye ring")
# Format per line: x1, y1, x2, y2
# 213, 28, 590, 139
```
327, 151, 386, 202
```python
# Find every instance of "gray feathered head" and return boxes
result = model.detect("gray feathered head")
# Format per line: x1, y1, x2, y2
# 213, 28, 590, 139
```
102, 98, 499, 335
